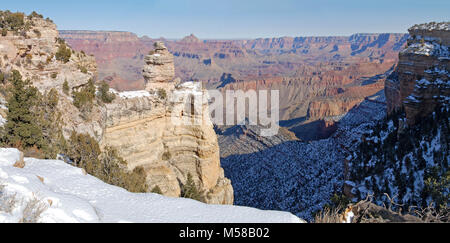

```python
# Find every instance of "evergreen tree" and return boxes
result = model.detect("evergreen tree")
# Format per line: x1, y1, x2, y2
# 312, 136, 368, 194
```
181, 173, 204, 202
72, 79, 96, 116
66, 133, 147, 193
98, 81, 115, 104
3, 70, 43, 149
62, 79, 70, 95
34, 88, 66, 158
67, 131, 101, 175
55, 43, 71, 63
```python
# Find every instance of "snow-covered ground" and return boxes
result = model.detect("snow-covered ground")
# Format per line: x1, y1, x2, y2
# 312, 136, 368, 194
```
0, 148, 303, 223
222, 92, 387, 222
116, 90, 153, 99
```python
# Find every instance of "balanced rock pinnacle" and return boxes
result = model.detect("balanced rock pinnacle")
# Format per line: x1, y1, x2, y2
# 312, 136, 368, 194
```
143, 41, 176, 91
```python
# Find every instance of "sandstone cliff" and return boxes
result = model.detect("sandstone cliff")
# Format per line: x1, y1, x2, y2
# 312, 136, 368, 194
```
1, 13, 233, 205
0, 14, 102, 140
385, 22, 449, 123
101, 43, 233, 204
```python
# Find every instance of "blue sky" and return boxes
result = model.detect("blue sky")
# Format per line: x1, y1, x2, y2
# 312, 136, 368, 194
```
2, 0, 449, 39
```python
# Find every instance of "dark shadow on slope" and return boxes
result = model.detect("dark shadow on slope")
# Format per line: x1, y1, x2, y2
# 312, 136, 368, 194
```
220, 90, 387, 221
288, 119, 338, 141
279, 116, 307, 127
221, 139, 345, 222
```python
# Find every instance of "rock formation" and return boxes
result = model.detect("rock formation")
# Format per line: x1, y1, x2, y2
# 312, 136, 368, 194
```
101, 43, 234, 204
62, 31, 405, 140
0, 15, 101, 140
0, 13, 233, 205
142, 41, 176, 91
385, 22, 449, 124
61, 31, 406, 88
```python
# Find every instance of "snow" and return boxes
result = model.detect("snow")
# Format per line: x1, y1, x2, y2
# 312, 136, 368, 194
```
402, 41, 449, 58
417, 78, 431, 86
222, 92, 388, 222
406, 95, 420, 103
0, 148, 303, 223
0, 115, 6, 127
118, 90, 152, 99
174, 81, 204, 96
345, 181, 356, 187
108, 88, 153, 99
410, 22, 449, 31
345, 211, 354, 223
425, 67, 449, 76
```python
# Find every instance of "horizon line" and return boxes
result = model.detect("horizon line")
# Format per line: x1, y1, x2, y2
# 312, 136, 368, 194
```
58, 29, 409, 41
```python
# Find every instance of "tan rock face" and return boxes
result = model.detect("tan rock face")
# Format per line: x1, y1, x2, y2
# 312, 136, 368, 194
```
307, 99, 361, 120
101, 44, 234, 204
0, 15, 233, 205
102, 87, 233, 204
0, 15, 101, 140
143, 41, 176, 91
385, 22, 449, 124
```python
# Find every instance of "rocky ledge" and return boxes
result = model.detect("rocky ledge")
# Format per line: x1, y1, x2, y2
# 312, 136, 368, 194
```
386, 21, 449, 123
101, 43, 234, 204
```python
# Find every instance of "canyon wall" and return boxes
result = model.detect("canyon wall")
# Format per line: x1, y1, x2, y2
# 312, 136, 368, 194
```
1, 15, 233, 205
61, 31, 406, 140
101, 43, 233, 204
385, 22, 449, 123
0, 16, 102, 140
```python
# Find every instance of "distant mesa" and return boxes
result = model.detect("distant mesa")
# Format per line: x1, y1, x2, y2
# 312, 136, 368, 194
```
180, 34, 202, 43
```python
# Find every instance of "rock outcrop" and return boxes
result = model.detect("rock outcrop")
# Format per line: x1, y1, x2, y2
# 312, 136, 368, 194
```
142, 41, 176, 91
0, 14, 101, 140
0, 13, 233, 205
386, 22, 449, 123
101, 44, 234, 204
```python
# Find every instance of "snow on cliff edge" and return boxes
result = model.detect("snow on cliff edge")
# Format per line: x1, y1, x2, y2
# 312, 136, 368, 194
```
0, 148, 303, 223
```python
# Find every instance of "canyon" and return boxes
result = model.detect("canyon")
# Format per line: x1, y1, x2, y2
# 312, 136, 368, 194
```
0, 10, 447, 223
60, 31, 408, 140
222, 22, 449, 221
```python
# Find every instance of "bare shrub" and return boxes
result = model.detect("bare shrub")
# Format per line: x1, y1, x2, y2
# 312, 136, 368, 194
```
314, 205, 344, 223
412, 203, 449, 223
19, 195, 48, 223
0, 184, 19, 214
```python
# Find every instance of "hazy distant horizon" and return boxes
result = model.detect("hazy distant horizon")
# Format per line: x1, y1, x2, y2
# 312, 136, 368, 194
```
59, 29, 409, 40
2, 0, 449, 39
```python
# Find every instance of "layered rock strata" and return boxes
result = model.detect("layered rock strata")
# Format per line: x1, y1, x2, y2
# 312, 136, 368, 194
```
0, 15, 101, 139
102, 44, 234, 204
0, 14, 233, 205
385, 22, 449, 123
143, 41, 176, 91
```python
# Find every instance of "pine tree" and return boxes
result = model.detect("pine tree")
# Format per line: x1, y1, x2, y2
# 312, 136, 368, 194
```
62, 79, 70, 95
66, 135, 147, 193
3, 70, 43, 149
151, 185, 163, 194
98, 81, 115, 104
34, 88, 66, 158
72, 79, 96, 117
67, 131, 101, 175
55, 43, 71, 63
181, 173, 204, 202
